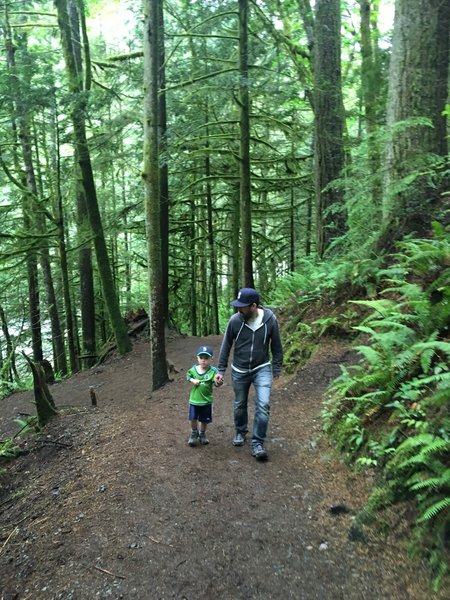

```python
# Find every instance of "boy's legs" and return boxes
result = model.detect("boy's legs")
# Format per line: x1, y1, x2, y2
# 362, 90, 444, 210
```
198, 405, 212, 444
188, 405, 199, 446
198, 422, 209, 444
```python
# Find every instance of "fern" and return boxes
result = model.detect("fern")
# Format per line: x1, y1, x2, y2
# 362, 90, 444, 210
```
286, 226, 450, 588
417, 498, 450, 523
409, 469, 450, 491
413, 340, 450, 357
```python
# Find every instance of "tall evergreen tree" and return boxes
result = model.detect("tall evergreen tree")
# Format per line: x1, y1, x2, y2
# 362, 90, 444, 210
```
380, 0, 450, 246
313, 0, 346, 257
238, 0, 254, 287
143, 0, 169, 390
55, 0, 131, 355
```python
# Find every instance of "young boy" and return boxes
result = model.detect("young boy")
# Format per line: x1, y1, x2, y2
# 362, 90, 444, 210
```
186, 345, 222, 446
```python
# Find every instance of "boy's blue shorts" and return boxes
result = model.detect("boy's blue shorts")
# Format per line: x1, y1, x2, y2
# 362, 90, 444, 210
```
188, 403, 213, 423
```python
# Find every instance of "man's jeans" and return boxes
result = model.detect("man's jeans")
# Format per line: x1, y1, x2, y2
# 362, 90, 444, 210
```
232, 365, 272, 444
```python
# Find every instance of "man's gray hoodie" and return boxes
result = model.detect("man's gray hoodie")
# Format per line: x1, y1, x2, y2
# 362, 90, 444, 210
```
217, 307, 283, 377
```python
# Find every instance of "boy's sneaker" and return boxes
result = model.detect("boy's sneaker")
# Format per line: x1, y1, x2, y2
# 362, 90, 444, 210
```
188, 430, 199, 447
233, 432, 246, 446
199, 432, 209, 445
251, 443, 268, 461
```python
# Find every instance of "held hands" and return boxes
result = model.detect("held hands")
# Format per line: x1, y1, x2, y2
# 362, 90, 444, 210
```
214, 374, 224, 387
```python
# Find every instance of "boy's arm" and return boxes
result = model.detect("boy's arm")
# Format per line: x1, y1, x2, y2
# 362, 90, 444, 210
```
186, 367, 200, 386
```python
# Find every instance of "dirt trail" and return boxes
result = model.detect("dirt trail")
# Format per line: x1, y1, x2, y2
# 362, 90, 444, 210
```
0, 333, 444, 599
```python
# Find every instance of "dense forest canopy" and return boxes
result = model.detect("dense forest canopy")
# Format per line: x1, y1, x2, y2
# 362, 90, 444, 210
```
0, 0, 447, 370
0, 0, 398, 370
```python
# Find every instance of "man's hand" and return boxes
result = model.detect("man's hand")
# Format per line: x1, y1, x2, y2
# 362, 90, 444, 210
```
215, 374, 224, 386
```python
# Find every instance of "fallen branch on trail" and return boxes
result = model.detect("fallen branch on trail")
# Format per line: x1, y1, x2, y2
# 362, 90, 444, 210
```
93, 565, 126, 579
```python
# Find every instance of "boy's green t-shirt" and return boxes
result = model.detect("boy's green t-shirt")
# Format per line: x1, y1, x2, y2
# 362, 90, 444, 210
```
186, 365, 218, 406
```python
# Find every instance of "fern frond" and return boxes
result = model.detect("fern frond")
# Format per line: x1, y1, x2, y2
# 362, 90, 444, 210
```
396, 433, 437, 452
394, 348, 418, 369
381, 282, 425, 303
361, 318, 415, 331
416, 372, 450, 386
417, 497, 450, 522
399, 439, 450, 470
420, 387, 450, 409
350, 299, 397, 316
413, 340, 450, 357
419, 439, 450, 457
409, 469, 450, 492
353, 344, 382, 363
419, 347, 434, 374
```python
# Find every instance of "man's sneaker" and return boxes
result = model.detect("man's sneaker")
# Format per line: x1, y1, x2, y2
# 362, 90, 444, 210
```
251, 443, 268, 461
199, 432, 209, 445
233, 432, 246, 446
188, 430, 199, 447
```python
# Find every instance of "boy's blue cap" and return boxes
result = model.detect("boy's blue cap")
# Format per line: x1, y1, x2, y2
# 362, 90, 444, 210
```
197, 345, 213, 357
231, 287, 260, 307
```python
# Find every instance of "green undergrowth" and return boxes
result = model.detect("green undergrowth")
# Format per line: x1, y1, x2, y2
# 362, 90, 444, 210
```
0, 416, 38, 459
277, 223, 450, 590
274, 254, 380, 372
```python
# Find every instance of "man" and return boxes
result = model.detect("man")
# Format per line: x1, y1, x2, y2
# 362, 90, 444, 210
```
215, 287, 283, 461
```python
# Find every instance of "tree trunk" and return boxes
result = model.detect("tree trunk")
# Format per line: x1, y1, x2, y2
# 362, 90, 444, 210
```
380, 0, 450, 244
75, 160, 96, 368
289, 187, 295, 272
231, 184, 241, 296
359, 0, 382, 192
314, 0, 346, 257
0, 306, 19, 382
238, 0, 254, 288
158, 1, 170, 327
21, 116, 66, 374
204, 109, 220, 334
55, 0, 131, 356
143, 0, 169, 390
22, 353, 58, 428
53, 120, 79, 373
46, 102, 79, 373
189, 197, 198, 336
3, 12, 43, 363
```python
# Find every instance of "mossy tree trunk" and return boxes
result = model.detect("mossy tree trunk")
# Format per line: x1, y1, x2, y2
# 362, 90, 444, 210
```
204, 107, 220, 335
3, 11, 43, 363
313, 0, 346, 257
0, 306, 19, 382
76, 160, 96, 368
22, 353, 58, 428
45, 105, 79, 373
55, 0, 131, 356
143, 0, 169, 390
380, 0, 450, 245
358, 0, 383, 200
238, 0, 254, 288
157, 0, 170, 328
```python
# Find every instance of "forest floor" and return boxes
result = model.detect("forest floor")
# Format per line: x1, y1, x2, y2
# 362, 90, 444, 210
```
0, 331, 447, 600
